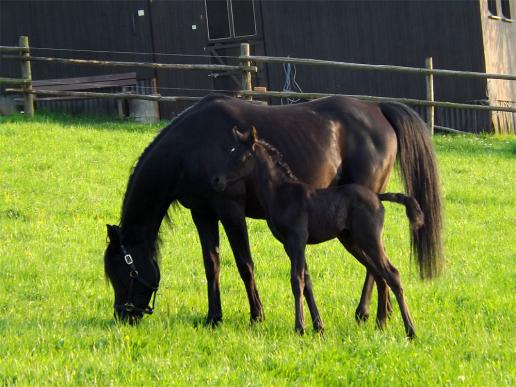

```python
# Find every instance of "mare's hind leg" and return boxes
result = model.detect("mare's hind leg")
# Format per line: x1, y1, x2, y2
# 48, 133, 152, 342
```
356, 272, 392, 322
355, 272, 374, 322
304, 262, 324, 332
192, 211, 222, 326
339, 233, 390, 328
218, 202, 264, 322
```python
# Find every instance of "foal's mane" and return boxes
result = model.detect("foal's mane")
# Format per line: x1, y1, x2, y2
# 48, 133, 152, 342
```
256, 140, 299, 182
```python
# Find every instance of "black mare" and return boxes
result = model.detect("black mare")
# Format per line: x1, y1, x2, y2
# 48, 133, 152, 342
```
213, 126, 424, 337
103, 94, 442, 326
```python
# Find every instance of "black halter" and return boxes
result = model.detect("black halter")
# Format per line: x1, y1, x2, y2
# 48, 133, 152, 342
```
114, 245, 159, 316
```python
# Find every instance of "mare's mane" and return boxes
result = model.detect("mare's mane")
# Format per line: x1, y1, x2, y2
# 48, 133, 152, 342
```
113, 99, 209, 272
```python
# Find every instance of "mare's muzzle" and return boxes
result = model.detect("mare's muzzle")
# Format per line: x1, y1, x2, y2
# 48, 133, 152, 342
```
113, 246, 159, 325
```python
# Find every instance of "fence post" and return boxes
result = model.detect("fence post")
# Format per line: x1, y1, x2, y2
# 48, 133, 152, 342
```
240, 43, 253, 100
19, 36, 34, 117
425, 56, 434, 135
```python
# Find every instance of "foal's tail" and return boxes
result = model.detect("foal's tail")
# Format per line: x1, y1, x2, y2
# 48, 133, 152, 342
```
379, 101, 443, 279
379, 193, 425, 231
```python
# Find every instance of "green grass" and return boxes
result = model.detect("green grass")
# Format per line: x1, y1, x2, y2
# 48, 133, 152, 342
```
0, 113, 514, 385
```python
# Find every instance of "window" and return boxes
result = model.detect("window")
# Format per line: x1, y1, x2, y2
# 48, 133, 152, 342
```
206, 0, 257, 40
501, 0, 512, 19
488, 0, 498, 15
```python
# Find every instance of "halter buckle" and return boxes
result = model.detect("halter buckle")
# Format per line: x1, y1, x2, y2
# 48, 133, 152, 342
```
124, 254, 133, 265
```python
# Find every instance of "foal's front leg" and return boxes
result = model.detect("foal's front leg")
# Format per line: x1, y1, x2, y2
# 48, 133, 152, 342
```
304, 262, 324, 332
284, 238, 307, 334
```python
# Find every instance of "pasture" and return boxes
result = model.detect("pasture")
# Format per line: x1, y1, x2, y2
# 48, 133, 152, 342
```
0, 113, 514, 385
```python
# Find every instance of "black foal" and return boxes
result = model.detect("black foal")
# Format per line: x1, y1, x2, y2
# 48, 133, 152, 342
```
212, 127, 424, 338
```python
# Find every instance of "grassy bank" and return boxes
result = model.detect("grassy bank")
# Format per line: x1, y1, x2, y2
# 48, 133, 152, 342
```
0, 114, 514, 385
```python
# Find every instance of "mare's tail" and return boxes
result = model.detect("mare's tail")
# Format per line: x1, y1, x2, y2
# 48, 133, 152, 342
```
379, 193, 425, 231
379, 101, 443, 279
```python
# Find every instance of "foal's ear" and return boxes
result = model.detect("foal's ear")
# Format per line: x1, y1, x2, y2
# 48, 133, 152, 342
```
250, 126, 258, 145
106, 224, 121, 245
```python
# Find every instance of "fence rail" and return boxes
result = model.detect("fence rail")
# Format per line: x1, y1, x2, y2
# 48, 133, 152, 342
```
242, 54, 516, 81
2, 55, 257, 72
0, 45, 28, 53
5, 88, 201, 102
0, 77, 30, 85
1, 36, 515, 133
238, 90, 516, 113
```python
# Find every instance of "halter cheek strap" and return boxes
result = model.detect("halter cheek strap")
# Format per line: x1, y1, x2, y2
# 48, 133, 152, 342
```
114, 245, 159, 316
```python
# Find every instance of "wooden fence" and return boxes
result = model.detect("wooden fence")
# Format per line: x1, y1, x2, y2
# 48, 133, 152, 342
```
1, 36, 516, 134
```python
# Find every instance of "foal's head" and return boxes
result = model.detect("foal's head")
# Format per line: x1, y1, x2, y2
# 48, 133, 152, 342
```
211, 125, 298, 192
104, 225, 160, 325
211, 126, 259, 192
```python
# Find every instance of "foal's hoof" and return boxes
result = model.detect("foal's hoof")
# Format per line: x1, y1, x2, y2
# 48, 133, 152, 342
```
295, 326, 305, 335
406, 329, 417, 340
355, 308, 370, 324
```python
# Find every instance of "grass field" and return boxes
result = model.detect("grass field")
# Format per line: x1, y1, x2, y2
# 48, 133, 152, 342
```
0, 113, 514, 385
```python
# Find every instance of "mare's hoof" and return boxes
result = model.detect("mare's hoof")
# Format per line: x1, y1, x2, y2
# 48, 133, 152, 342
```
250, 311, 265, 324
355, 309, 370, 324
375, 318, 387, 331
204, 316, 223, 328
295, 326, 305, 335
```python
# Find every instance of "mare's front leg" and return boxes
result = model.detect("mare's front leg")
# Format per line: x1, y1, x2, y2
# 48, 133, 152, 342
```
284, 238, 308, 334
218, 201, 264, 322
192, 210, 222, 326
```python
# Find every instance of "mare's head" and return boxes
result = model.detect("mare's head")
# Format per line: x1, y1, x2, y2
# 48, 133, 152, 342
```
211, 126, 259, 192
104, 224, 160, 325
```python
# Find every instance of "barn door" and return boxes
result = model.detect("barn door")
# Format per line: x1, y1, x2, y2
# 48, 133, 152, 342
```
204, 0, 268, 92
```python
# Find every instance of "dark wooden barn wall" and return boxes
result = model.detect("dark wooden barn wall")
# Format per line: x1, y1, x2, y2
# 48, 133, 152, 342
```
0, 0, 494, 128
0, 0, 156, 116
0, 0, 154, 80
259, 0, 488, 103
147, 0, 211, 117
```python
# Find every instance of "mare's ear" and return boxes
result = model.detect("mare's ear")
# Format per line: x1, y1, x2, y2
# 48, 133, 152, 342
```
106, 224, 121, 245
232, 126, 249, 144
